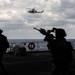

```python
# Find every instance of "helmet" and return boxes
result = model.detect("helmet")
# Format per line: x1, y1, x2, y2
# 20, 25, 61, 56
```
55, 28, 66, 38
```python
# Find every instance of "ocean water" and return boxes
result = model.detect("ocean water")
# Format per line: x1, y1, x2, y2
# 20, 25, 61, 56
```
67, 39, 75, 49
7, 39, 48, 52
7, 39, 75, 52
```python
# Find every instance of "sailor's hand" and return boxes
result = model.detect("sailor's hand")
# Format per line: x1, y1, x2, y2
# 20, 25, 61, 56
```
52, 27, 57, 32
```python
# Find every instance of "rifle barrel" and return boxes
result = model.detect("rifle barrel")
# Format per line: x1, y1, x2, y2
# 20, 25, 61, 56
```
33, 27, 40, 31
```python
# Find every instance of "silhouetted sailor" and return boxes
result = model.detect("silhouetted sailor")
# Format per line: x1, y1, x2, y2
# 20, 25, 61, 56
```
34, 27, 73, 75
0, 29, 9, 75
51, 28, 73, 75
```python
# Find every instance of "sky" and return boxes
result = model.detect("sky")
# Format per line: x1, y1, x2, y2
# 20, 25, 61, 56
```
0, 0, 75, 39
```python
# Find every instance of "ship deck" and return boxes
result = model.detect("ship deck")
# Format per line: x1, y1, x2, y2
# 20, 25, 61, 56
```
2, 51, 75, 75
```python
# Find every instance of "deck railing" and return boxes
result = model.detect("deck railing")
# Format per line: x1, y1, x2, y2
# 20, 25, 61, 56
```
7, 41, 75, 53
7, 41, 48, 52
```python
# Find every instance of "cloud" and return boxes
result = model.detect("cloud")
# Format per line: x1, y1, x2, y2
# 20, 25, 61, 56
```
60, 0, 75, 9
0, 0, 75, 39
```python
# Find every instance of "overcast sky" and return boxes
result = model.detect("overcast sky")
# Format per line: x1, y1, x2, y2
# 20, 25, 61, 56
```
0, 0, 75, 39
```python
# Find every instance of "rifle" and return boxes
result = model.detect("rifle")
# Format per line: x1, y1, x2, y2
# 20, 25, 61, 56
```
33, 27, 40, 31
33, 27, 47, 35
34, 27, 55, 41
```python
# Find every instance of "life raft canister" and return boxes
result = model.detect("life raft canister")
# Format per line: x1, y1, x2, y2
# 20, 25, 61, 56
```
28, 42, 35, 50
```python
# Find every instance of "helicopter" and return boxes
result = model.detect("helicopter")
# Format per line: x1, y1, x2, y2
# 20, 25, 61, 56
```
28, 7, 44, 14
